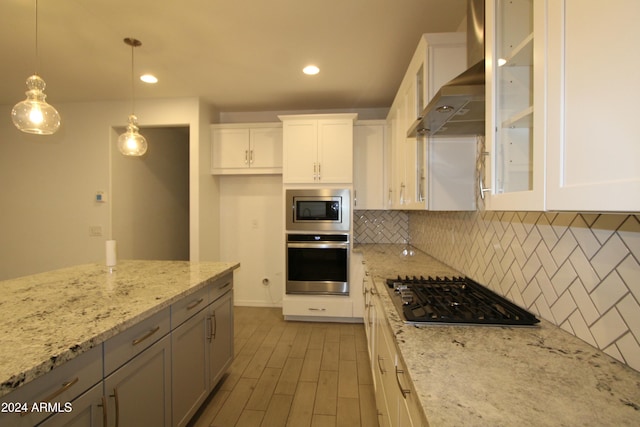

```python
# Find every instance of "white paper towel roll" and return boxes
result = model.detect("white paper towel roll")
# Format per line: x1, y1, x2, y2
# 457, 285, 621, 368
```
106, 240, 117, 268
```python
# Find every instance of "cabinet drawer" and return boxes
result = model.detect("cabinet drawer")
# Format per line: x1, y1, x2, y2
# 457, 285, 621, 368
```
0, 345, 102, 427
104, 307, 170, 375
283, 297, 352, 317
210, 273, 233, 303
171, 286, 209, 329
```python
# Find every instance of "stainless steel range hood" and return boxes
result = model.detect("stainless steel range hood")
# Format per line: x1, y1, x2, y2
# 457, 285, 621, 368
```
408, 0, 485, 137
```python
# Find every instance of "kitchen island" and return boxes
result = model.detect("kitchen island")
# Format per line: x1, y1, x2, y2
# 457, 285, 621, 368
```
356, 244, 640, 426
0, 260, 239, 425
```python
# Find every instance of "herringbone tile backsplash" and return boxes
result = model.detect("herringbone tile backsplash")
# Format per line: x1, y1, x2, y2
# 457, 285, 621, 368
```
353, 210, 409, 244
409, 210, 640, 372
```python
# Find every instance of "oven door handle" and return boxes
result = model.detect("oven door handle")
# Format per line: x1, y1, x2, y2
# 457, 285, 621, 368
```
287, 243, 349, 250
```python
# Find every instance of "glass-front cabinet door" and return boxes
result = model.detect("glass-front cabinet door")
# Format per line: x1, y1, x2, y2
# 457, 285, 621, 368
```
483, 0, 545, 210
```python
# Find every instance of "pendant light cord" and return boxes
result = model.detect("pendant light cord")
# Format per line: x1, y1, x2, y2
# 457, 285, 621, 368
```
34, 0, 40, 74
130, 42, 135, 115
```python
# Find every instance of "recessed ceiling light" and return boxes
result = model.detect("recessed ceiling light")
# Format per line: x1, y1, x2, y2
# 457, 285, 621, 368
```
303, 65, 320, 75
140, 74, 158, 84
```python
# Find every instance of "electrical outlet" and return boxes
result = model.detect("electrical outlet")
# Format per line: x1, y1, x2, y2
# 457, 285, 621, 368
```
89, 225, 103, 236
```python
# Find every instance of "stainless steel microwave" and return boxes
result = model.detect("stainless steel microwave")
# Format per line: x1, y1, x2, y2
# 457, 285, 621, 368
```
285, 189, 350, 232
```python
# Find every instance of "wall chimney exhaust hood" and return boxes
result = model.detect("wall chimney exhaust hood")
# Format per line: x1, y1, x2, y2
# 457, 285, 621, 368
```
408, 0, 485, 137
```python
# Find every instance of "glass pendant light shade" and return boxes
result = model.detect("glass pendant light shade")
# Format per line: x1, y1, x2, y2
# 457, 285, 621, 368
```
118, 114, 148, 156
12, 75, 61, 134
118, 37, 147, 156
12, 0, 61, 135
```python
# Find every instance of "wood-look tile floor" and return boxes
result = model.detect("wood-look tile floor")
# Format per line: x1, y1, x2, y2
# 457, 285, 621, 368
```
188, 306, 379, 427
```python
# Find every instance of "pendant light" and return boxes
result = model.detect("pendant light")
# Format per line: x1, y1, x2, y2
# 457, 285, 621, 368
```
117, 37, 148, 156
11, 0, 61, 135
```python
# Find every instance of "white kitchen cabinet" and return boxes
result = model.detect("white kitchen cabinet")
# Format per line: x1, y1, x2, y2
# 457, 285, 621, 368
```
354, 121, 387, 210
349, 251, 367, 319
370, 281, 427, 427
280, 114, 357, 184
483, 0, 545, 210
485, 0, 640, 212
104, 334, 172, 427
545, 0, 640, 211
211, 123, 282, 175
282, 295, 353, 318
387, 33, 472, 210
208, 287, 234, 389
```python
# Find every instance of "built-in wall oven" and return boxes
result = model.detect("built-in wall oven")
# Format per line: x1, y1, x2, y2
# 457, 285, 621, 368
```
285, 188, 351, 295
286, 233, 349, 295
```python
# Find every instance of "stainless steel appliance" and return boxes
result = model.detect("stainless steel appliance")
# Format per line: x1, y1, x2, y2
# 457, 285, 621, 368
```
286, 188, 350, 232
286, 233, 349, 295
385, 276, 539, 326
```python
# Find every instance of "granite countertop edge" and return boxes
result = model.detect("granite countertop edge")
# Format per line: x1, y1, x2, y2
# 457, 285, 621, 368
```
0, 260, 240, 398
354, 244, 640, 426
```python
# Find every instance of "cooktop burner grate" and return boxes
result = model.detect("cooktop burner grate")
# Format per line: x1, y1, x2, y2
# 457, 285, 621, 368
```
385, 276, 540, 326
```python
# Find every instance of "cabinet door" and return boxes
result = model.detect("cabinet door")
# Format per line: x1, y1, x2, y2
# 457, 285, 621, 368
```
208, 291, 234, 389
428, 138, 476, 211
212, 128, 250, 170
546, 0, 640, 211
354, 123, 386, 210
172, 308, 208, 427
317, 119, 354, 183
282, 120, 317, 183
484, 0, 546, 210
374, 295, 397, 427
39, 383, 104, 427
104, 335, 172, 427
250, 127, 283, 170
350, 252, 365, 318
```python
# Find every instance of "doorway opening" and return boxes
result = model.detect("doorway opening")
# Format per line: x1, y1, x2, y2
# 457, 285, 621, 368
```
111, 126, 190, 260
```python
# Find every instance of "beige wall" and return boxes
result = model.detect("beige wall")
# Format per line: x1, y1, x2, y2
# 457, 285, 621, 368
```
0, 97, 215, 280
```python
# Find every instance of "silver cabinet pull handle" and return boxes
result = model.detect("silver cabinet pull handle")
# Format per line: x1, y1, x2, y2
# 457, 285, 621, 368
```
244, 149, 249, 164
250, 149, 254, 164
98, 395, 108, 427
395, 367, 411, 398
186, 298, 204, 310
207, 315, 213, 342
479, 177, 492, 200
308, 307, 326, 311
111, 387, 120, 427
21, 377, 79, 416
212, 311, 217, 340
132, 326, 160, 346
42, 377, 79, 404
317, 163, 321, 180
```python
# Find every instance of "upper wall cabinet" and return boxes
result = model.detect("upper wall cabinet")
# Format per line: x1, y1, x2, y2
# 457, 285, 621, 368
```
484, 0, 545, 210
354, 120, 387, 210
387, 32, 475, 210
545, 0, 640, 212
211, 123, 282, 175
279, 114, 357, 184
485, 0, 640, 212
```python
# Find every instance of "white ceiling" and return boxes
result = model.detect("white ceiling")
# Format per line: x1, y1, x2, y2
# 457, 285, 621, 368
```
1, 0, 467, 112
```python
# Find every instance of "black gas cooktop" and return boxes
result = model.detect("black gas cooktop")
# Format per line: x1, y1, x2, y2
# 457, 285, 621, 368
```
385, 276, 540, 326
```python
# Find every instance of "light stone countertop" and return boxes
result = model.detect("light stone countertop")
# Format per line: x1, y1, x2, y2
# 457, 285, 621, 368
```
0, 260, 239, 398
355, 244, 640, 427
